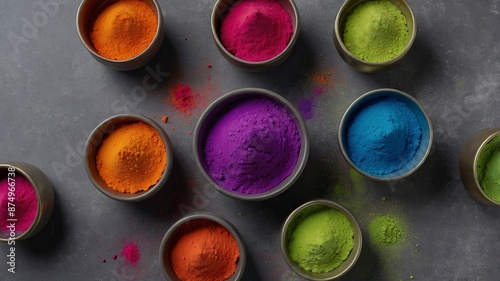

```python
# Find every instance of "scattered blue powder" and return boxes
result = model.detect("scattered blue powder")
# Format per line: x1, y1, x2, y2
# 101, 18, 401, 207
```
345, 97, 422, 175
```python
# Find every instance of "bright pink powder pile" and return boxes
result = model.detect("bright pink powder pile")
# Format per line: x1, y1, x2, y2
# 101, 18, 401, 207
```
220, 0, 294, 62
121, 242, 140, 266
0, 175, 38, 233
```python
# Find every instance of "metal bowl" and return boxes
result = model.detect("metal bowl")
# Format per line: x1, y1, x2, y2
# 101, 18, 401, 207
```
211, 0, 300, 72
193, 88, 309, 201
84, 114, 173, 202
338, 88, 433, 181
459, 128, 500, 206
333, 0, 416, 73
159, 213, 246, 281
281, 199, 362, 280
76, 0, 164, 71
0, 162, 55, 242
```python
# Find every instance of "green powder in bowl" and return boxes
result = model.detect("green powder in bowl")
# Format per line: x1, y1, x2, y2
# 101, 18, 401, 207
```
476, 135, 500, 202
288, 208, 354, 274
343, 0, 409, 62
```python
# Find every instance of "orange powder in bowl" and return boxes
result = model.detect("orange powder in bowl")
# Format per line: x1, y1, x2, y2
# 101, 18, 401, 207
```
90, 0, 158, 60
96, 122, 166, 193
170, 221, 240, 281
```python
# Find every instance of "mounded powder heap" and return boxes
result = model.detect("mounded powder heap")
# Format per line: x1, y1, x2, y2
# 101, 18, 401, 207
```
346, 97, 422, 175
369, 214, 405, 245
203, 96, 301, 194
220, 0, 293, 62
477, 135, 500, 202
0, 175, 38, 233
343, 0, 409, 62
90, 0, 158, 60
288, 208, 354, 273
170, 220, 240, 281
96, 122, 167, 193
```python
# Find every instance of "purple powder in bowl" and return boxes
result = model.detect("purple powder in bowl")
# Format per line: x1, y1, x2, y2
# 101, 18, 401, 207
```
202, 96, 301, 195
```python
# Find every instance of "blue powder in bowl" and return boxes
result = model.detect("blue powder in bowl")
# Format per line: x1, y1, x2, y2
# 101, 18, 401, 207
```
345, 97, 422, 175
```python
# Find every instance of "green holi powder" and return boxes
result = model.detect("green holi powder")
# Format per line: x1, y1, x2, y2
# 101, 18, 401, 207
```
369, 214, 405, 245
288, 208, 354, 274
343, 0, 409, 62
476, 135, 500, 202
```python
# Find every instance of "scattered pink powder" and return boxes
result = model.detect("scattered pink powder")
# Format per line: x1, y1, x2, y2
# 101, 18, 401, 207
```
220, 0, 293, 62
0, 175, 38, 233
169, 83, 196, 114
121, 242, 140, 266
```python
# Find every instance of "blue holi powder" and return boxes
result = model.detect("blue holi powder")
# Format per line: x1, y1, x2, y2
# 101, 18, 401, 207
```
346, 97, 422, 175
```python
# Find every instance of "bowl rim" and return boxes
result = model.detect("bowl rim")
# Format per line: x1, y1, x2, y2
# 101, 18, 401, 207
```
338, 88, 433, 181
76, 0, 164, 64
280, 199, 363, 280
84, 114, 173, 202
472, 130, 500, 206
333, 0, 417, 67
159, 212, 247, 281
193, 87, 310, 201
210, 0, 300, 66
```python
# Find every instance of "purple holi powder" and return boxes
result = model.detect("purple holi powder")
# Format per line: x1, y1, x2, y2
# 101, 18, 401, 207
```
297, 98, 315, 120
203, 97, 301, 194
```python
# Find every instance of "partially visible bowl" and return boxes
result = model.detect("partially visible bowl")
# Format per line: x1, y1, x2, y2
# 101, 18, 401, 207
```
76, 0, 164, 70
338, 88, 433, 181
0, 162, 55, 242
159, 213, 246, 281
193, 88, 309, 201
84, 114, 173, 202
211, 0, 300, 72
281, 199, 362, 280
333, 0, 416, 73
459, 128, 500, 206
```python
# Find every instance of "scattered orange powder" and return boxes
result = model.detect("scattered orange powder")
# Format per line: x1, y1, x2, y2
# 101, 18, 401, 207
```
161, 116, 168, 123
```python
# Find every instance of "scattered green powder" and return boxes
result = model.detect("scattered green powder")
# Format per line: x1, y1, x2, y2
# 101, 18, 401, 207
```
288, 208, 354, 274
369, 214, 405, 245
343, 0, 409, 62
476, 135, 500, 202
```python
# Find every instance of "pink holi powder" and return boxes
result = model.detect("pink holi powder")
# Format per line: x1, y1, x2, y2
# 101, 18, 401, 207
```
0, 175, 38, 232
121, 242, 140, 266
220, 0, 293, 62
169, 83, 196, 114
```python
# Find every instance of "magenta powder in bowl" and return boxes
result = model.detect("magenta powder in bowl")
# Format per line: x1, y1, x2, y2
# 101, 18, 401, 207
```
219, 0, 294, 62
194, 88, 309, 201
0, 175, 38, 234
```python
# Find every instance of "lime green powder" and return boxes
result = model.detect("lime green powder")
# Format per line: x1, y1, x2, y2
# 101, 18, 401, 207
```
288, 209, 354, 273
369, 215, 405, 245
477, 135, 500, 202
343, 0, 409, 62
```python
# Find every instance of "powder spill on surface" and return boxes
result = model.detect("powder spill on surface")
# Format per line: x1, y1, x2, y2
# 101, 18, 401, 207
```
121, 242, 140, 267
288, 208, 354, 273
220, 0, 293, 62
330, 168, 418, 280
203, 96, 301, 194
169, 83, 197, 114
0, 175, 38, 233
297, 69, 338, 121
476, 135, 500, 202
343, 0, 409, 62
369, 214, 406, 246
170, 220, 240, 281
346, 97, 422, 175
